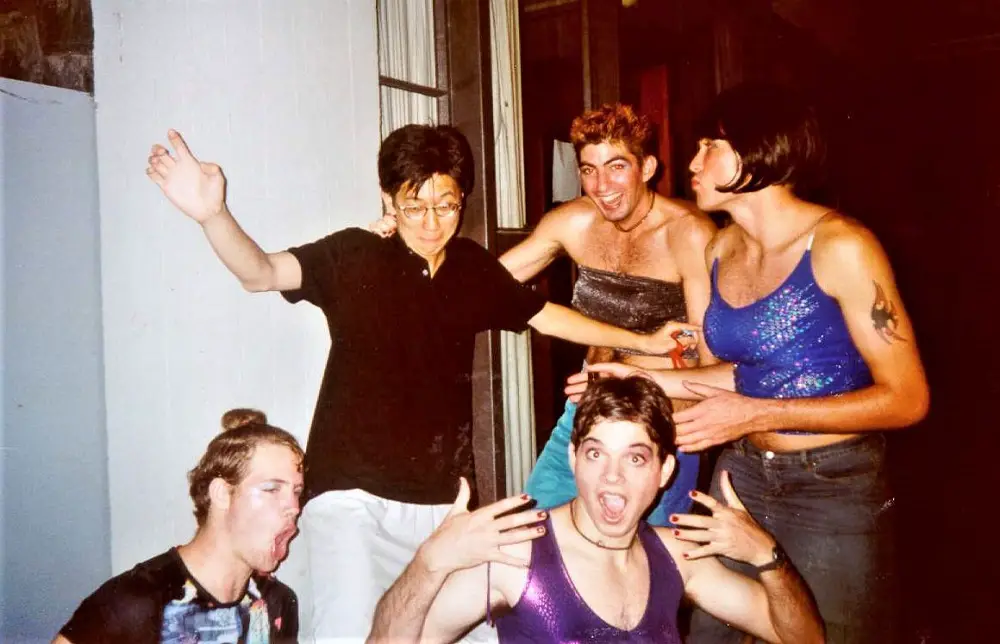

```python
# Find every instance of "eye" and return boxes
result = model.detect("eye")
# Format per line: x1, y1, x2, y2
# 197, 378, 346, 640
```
629, 454, 648, 466
433, 203, 460, 217
586, 448, 601, 460
579, 166, 594, 176
610, 163, 627, 172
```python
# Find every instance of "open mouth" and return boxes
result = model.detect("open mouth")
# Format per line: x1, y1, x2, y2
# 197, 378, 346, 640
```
597, 194, 624, 210
271, 525, 298, 562
597, 492, 628, 524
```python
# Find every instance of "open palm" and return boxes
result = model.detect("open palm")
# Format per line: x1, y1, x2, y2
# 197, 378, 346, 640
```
146, 130, 227, 223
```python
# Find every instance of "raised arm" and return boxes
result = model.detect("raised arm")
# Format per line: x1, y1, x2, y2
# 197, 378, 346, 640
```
368, 479, 545, 643
670, 473, 824, 643
497, 202, 581, 282
146, 130, 302, 292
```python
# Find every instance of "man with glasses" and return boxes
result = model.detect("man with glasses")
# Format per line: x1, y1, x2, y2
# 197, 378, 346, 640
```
146, 124, 696, 642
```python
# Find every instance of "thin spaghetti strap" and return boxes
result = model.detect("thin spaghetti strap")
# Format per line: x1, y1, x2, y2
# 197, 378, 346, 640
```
806, 210, 836, 250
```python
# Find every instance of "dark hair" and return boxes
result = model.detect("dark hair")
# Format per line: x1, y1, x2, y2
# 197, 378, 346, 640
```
377, 124, 475, 199
188, 409, 304, 527
696, 83, 826, 195
571, 376, 675, 461
570, 103, 654, 161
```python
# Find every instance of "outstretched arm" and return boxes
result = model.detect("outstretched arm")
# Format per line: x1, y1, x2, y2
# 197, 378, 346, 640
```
368, 479, 546, 642
671, 473, 824, 643
146, 130, 302, 292
528, 303, 700, 357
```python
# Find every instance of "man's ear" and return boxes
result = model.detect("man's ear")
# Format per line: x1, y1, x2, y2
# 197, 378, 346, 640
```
208, 478, 232, 514
659, 454, 676, 489
567, 441, 578, 473
381, 192, 396, 216
641, 155, 658, 183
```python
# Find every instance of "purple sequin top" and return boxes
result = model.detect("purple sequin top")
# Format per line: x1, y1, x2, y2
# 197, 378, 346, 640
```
495, 519, 683, 643
703, 248, 873, 435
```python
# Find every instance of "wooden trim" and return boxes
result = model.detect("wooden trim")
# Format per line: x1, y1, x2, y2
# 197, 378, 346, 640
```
444, 0, 505, 505
524, 0, 580, 14
378, 75, 447, 97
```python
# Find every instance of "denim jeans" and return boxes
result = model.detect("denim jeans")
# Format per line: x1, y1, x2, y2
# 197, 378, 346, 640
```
524, 399, 699, 526
687, 434, 897, 644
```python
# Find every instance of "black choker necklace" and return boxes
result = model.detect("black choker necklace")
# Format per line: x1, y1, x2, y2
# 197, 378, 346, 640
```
613, 190, 656, 233
569, 502, 637, 551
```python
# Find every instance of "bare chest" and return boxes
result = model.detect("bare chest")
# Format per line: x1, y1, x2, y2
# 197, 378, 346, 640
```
563, 555, 651, 630
569, 227, 677, 280
716, 251, 805, 308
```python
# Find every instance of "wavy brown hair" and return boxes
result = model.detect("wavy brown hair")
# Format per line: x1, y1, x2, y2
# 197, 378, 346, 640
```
187, 409, 304, 526
569, 103, 654, 161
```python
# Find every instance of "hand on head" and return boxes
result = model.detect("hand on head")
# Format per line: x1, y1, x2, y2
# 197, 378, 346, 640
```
669, 471, 776, 566
146, 130, 227, 223
564, 362, 651, 402
368, 214, 398, 238
416, 478, 547, 575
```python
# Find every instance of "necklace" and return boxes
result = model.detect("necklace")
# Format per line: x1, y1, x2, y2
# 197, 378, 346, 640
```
613, 190, 656, 233
569, 501, 637, 551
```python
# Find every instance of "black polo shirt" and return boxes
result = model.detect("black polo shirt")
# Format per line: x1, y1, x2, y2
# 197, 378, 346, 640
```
282, 228, 546, 504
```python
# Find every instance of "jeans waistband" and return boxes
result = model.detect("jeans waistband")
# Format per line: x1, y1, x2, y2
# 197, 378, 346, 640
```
730, 433, 884, 465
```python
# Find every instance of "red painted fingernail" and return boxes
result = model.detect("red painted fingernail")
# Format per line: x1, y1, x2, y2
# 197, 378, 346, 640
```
689, 491, 697, 498
673, 529, 680, 536
538, 511, 547, 518
682, 552, 690, 559
670, 515, 679, 523
521, 494, 530, 500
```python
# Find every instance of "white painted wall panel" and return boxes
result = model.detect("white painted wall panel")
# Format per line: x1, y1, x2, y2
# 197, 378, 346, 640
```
92, 0, 380, 572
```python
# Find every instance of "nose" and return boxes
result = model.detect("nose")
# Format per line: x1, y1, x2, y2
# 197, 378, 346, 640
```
595, 169, 610, 193
602, 458, 623, 483
422, 210, 441, 231
285, 492, 301, 518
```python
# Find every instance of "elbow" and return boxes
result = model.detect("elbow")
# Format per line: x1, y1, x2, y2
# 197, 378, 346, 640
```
240, 278, 272, 293
888, 384, 930, 429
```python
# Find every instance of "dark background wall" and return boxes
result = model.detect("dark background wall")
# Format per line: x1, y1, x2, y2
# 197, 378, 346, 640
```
0, 0, 93, 94
522, 0, 999, 640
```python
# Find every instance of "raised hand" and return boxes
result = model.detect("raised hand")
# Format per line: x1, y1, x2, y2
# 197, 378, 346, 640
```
670, 471, 776, 566
673, 383, 770, 452
417, 478, 547, 575
369, 214, 398, 238
146, 130, 227, 224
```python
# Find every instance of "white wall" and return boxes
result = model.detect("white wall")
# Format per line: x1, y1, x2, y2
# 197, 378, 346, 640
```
1, 78, 108, 641
92, 0, 380, 572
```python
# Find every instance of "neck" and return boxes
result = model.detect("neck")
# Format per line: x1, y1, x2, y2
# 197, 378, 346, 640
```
178, 528, 253, 603
726, 186, 822, 252
613, 189, 656, 233
568, 499, 639, 555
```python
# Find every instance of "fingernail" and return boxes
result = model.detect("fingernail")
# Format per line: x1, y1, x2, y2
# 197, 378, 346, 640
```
537, 527, 546, 534
538, 511, 547, 518
682, 552, 690, 559
670, 515, 679, 523
521, 494, 530, 500
673, 529, 680, 536
689, 491, 697, 498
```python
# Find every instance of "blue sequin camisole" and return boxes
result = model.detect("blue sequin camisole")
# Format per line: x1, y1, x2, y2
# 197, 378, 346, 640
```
702, 234, 873, 435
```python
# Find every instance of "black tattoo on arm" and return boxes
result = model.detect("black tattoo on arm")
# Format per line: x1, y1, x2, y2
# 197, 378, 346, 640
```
871, 281, 906, 344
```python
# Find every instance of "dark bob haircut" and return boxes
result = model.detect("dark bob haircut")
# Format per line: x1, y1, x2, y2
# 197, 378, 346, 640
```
571, 376, 675, 462
696, 83, 826, 195
377, 124, 475, 199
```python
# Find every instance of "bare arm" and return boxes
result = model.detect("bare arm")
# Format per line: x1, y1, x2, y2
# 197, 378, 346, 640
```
528, 303, 699, 357
666, 218, 929, 451
564, 361, 736, 402
671, 474, 824, 643
146, 130, 303, 292
673, 214, 719, 365
368, 480, 545, 642
52, 636, 73, 644
498, 202, 587, 281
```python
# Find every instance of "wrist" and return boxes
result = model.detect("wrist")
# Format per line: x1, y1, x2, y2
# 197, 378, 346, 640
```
198, 203, 230, 226
415, 542, 453, 578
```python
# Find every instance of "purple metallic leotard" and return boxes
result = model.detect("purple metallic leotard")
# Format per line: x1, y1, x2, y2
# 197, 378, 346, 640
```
495, 518, 683, 643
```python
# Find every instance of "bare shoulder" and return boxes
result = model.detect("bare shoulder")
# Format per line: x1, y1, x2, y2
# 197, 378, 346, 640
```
651, 526, 699, 584
811, 213, 889, 270
539, 197, 603, 231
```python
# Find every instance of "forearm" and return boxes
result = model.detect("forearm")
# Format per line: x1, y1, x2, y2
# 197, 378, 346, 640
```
645, 363, 736, 398
529, 303, 648, 352
754, 382, 928, 433
759, 568, 825, 644
368, 553, 449, 643
199, 206, 278, 291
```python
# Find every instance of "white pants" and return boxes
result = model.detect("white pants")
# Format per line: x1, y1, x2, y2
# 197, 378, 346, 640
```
277, 489, 498, 644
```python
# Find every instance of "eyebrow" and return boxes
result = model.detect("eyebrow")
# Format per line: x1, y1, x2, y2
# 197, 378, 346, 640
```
579, 155, 632, 169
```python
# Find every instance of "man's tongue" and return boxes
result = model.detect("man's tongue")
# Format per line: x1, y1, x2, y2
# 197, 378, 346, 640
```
271, 528, 293, 561
599, 493, 627, 521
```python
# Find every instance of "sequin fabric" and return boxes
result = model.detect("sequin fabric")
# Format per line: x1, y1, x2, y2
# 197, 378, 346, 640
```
572, 265, 690, 357
495, 519, 683, 643
703, 251, 873, 435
